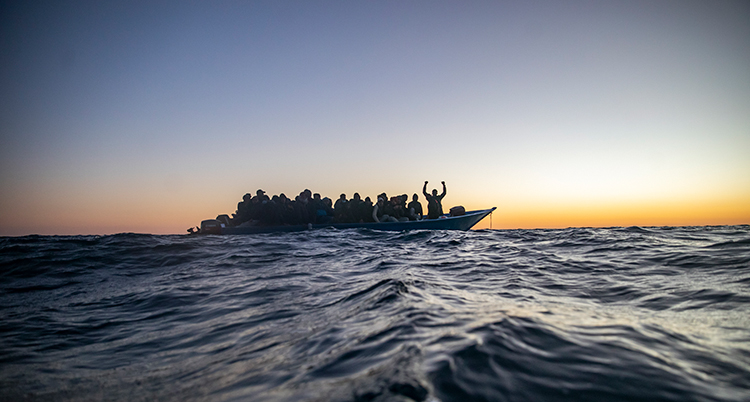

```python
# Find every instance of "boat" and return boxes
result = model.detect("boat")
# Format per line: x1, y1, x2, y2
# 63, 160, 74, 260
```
198, 207, 496, 235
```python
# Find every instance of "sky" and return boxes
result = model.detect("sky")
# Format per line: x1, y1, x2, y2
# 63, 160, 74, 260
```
1, 0, 749, 235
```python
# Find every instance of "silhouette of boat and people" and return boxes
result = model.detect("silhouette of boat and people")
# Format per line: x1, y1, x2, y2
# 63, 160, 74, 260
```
189, 181, 455, 234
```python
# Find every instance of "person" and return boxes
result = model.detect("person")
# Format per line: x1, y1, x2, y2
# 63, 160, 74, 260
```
255, 189, 270, 203
372, 197, 398, 223
423, 181, 446, 219
408, 193, 423, 220
234, 193, 253, 224
320, 197, 334, 223
349, 193, 372, 222
295, 191, 311, 224
334, 194, 348, 222
391, 195, 409, 222
362, 196, 374, 222
249, 193, 265, 222
259, 195, 278, 225
311, 193, 325, 223
278, 193, 296, 225
400, 194, 409, 220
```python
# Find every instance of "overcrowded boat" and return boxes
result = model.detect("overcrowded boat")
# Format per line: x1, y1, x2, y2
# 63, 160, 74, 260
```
189, 183, 495, 235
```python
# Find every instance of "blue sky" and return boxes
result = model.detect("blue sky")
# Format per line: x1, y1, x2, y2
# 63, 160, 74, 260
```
1, 1, 749, 234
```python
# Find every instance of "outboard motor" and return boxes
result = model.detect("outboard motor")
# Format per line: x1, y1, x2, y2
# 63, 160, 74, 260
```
200, 219, 222, 235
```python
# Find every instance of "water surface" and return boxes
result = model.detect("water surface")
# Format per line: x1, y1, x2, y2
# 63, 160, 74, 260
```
1, 226, 749, 401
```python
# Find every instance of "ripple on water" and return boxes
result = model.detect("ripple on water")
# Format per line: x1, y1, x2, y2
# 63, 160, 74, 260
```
0, 227, 749, 401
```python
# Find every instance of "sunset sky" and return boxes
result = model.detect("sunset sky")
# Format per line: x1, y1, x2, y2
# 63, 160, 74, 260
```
1, 0, 749, 235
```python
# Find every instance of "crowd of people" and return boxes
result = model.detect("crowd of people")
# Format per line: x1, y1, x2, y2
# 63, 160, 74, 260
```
215, 181, 448, 228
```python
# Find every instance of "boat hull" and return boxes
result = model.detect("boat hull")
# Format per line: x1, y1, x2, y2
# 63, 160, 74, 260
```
220, 207, 496, 235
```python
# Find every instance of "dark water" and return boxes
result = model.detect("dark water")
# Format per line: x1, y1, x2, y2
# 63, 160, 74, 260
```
1, 226, 749, 401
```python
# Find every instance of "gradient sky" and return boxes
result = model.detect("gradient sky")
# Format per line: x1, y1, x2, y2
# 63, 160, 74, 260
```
1, 0, 749, 235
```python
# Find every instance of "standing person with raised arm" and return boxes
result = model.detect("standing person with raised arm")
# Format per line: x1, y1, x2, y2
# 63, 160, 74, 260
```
423, 181, 447, 219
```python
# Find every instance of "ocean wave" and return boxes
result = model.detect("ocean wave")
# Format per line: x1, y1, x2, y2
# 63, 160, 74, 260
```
1, 226, 749, 401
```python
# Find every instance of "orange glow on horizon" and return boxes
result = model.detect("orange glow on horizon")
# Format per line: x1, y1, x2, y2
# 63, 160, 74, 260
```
470, 197, 750, 230
2, 193, 748, 236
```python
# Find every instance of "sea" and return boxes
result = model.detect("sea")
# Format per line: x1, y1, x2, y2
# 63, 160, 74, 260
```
1, 226, 749, 402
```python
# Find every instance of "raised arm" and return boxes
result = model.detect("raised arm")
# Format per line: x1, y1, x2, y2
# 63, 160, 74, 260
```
440, 181, 446, 198
422, 181, 429, 198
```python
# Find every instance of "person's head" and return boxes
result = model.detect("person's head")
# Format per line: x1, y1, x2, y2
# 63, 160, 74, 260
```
256, 189, 265, 197
313, 193, 321, 200
377, 197, 384, 205
243, 193, 252, 201
279, 193, 287, 202
412, 193, 419, 201
339, 193, 346, 200
353, 193, 361, 201
323, 197, 332, 207
432, 189, 438, 196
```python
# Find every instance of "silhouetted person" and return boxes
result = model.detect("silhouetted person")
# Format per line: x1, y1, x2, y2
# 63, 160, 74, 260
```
350, 193, 366, 222
295, 192, 311, 224
363, 196, 374, 222
334, 194, 348, 222
373, 197, 397, 223
408, 193, 423, 220
234, 193, 253, 224
278, 193, 295, 224
423, 181, 446, 219
320, 197, 334, 223
391, 195, 409, 221
311, 193, 325, 223
255, 189, 269, 202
